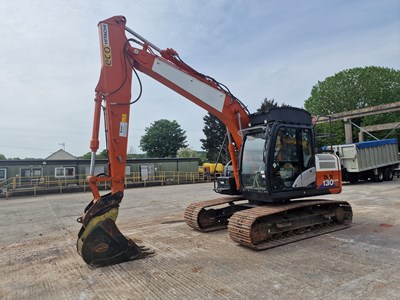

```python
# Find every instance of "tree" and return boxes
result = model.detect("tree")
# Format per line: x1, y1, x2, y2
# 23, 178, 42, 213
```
177, 148, 207, 165
195, 151, 208, 165
200, 113, 229, 164
81, 149, 108, 159
201, 98, 288, 164
177, 147, 198, 158
304, 66, 400, 145
140, 119, 188, 157
127, 153, 148, 158
0, 153, 6, 160
257, 98, 289, 112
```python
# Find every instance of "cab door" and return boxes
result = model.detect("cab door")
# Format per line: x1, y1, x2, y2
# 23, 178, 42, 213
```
269, 125, 315, 192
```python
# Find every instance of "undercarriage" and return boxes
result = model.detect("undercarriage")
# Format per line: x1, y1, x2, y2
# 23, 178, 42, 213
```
184, 198, 353, 250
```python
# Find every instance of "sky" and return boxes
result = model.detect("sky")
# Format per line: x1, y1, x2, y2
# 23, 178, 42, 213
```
0, 0, 399, 159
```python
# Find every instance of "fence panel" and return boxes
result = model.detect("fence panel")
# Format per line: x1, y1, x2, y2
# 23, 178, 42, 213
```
0, 171, 215, 199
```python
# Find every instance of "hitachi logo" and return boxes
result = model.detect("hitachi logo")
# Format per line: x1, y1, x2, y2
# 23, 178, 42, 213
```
101, 23, 109, 46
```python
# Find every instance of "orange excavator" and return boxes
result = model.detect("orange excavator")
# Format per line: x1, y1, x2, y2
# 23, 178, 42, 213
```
77, 16, 352, 267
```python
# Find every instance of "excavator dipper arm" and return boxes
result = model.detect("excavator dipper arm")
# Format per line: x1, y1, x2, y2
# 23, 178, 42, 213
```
77, 16, 249, 267
77, 16, 154, 267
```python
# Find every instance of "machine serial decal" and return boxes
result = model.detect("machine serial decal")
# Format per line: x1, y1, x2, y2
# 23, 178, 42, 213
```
119, 122, 128, 137
119, 114, 128, 137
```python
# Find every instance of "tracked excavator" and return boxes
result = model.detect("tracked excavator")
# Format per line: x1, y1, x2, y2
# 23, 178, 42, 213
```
77, 16, 353, 267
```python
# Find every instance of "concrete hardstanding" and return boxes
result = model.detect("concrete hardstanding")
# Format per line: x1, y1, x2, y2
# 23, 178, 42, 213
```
0, 180, 399, 299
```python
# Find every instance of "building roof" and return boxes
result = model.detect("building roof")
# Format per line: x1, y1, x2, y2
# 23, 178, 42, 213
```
45, 149, 77, 160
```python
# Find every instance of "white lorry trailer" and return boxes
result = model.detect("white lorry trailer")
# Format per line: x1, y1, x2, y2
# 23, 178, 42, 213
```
325, 138, 400, 183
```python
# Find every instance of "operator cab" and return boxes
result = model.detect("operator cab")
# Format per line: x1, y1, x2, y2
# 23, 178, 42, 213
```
216, 107, 330, 203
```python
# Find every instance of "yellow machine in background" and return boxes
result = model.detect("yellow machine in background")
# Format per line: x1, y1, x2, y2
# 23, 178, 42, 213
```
198, 163, 224, 175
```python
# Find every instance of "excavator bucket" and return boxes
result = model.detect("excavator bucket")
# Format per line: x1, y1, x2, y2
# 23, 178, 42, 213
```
77, 193, 153, 267
77, 218, 153, 267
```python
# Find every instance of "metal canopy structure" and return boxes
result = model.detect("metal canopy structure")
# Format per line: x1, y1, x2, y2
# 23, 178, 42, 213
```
315, 101, 400, 143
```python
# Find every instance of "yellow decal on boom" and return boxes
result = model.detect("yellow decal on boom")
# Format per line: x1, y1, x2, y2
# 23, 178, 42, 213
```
101, 23, 112, 66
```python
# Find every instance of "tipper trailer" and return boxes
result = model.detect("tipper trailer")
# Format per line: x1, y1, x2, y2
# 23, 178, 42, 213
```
326, 138, 400, 183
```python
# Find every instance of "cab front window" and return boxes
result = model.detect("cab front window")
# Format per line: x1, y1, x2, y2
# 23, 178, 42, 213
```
241, 131, 266, 190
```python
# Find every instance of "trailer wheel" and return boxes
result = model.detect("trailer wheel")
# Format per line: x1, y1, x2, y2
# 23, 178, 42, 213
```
383, 167, 393, 181
348, 173, 358, 183
373, 169, 384, 182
